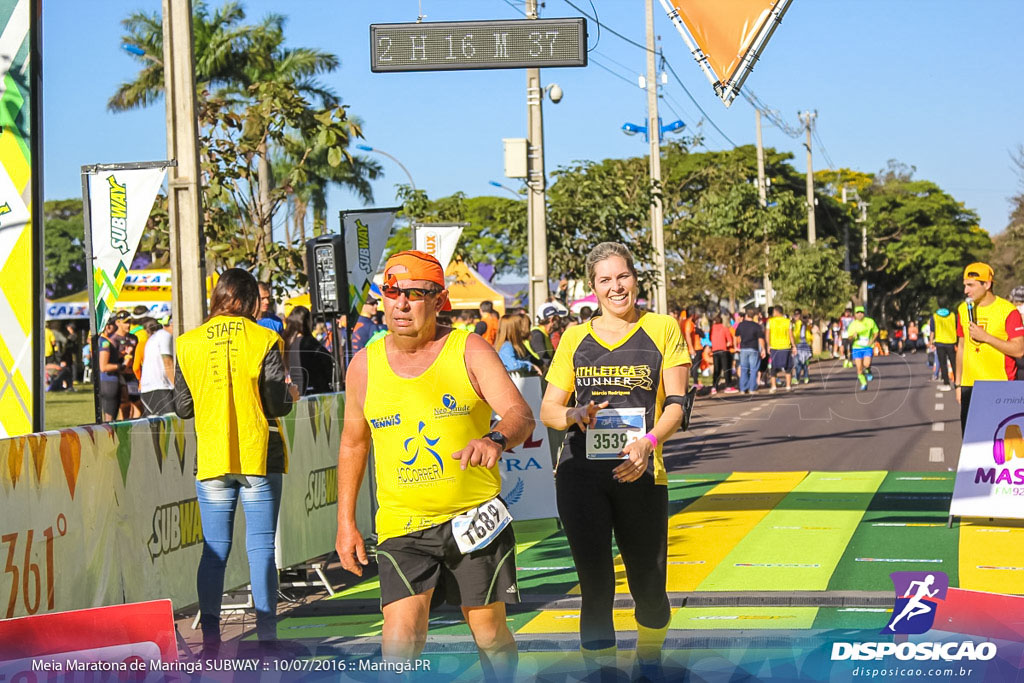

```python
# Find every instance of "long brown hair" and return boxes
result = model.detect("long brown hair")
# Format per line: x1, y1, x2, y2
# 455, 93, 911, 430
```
207, 268, 260, 321
494, 313, 530, 359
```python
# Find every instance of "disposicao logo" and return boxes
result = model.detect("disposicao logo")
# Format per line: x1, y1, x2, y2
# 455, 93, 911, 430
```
883, 571, 947, 634
831, 571, 997, 663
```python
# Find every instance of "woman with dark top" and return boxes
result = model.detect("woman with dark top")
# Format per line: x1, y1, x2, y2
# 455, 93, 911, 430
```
540, 242, 690, 679
283, 305, 335, 395
173, 268, 298, 655
97, 316, 127, 421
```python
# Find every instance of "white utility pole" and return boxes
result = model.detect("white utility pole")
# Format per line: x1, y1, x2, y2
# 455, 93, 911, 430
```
799, 110, 817, 244
162, 0, 206, 333
645, 0, 668, 314
525, 0, 549, 321
755, 109, 773, 310
859, 202, 869, 305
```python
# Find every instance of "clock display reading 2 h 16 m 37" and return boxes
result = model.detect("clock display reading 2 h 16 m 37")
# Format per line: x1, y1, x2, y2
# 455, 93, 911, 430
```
370, 18, 588, 73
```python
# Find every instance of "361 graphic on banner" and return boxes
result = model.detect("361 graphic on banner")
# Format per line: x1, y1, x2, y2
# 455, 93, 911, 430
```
1, 514, 67, 618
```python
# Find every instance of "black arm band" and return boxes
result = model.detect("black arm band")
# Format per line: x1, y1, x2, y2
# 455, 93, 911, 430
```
664, 394, 688, 409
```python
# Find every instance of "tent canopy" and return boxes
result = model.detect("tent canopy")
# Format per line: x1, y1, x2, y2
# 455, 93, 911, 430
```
45, 269, 215, 321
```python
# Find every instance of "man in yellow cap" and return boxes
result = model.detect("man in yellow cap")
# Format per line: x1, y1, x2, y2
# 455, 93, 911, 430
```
956, 262, 1024, 434
335, 250, 535, 679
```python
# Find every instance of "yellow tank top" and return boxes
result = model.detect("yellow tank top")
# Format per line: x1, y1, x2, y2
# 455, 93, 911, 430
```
767, 316, 792, 350
365, 329, 499, 542
958, 296, 1021, 387
176, 316, 282, 480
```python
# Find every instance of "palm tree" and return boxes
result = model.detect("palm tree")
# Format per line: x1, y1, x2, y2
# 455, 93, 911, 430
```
111, 1, 377, 263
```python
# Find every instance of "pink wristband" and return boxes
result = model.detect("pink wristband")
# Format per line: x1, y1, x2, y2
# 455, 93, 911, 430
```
642, 433, 658, 448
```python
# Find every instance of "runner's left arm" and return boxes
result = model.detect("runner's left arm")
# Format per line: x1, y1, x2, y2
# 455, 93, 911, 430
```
458, 333, 536, 470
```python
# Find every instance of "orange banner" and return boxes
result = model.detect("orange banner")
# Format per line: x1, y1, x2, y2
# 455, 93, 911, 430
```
663, 0, 790, 105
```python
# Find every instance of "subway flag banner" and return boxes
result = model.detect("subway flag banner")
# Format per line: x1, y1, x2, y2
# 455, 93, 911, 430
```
0, 0, 37, 438
341, 208, 397, 313
86, 167, 167, 330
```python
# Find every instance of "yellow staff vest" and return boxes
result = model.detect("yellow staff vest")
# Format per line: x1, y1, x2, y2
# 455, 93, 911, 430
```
176, 315, 281, 480
932, 312, 957, 345
365, 329, 498, 542
958, 296, 1020, 387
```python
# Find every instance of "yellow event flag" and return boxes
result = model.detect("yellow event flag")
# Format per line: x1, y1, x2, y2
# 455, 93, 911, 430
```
661, 0, 791, 106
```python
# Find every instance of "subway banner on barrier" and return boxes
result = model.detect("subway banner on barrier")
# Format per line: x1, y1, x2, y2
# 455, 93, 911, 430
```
341, 207, 398, 312
951, 381, 1024, 520
0, 0, 40, 438
659, 0, 792, 106
85, 165, 168, 330
414, 224, 463, 272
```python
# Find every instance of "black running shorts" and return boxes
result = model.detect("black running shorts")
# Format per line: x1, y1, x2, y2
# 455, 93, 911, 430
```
376, 521, 519, 609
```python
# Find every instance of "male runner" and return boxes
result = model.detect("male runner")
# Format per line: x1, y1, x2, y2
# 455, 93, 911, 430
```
846, 306, 879, 391
336, 250, 534, 680
956, 262, 1024, 435
840, 307, 855, 368
765, 305, 796, 393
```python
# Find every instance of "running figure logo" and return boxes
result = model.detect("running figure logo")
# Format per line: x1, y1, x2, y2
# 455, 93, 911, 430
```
882, 571, 948, 634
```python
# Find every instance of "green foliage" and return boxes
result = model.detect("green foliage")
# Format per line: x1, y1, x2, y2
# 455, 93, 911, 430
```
772, 240, 855, 318
863, 169, 991, 320
112, 1, 377, 287
43, 199, 87, 298
991, 145, 1024, 295
547, 156, 657, 294
661, 146, 803, 310
388, 186, 527, 274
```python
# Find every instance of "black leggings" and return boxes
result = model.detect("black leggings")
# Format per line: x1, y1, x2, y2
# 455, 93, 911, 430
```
712, 350, 732, 388
556, 459, 670, 650
935, 343, 956, 386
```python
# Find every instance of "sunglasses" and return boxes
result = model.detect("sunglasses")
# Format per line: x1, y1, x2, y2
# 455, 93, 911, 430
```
381, 284, 441, 301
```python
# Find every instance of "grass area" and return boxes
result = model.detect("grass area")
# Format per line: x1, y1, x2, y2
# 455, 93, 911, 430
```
44, 384, 96, 431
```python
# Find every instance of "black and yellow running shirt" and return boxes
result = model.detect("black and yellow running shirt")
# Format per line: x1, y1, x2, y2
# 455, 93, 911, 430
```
546, 312, 691, 485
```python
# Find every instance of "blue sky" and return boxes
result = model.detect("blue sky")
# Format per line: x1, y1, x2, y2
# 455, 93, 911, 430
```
44, 0, 1024, 238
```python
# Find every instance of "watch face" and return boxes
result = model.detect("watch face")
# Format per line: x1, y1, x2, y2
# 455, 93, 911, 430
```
487, 431, 507, 447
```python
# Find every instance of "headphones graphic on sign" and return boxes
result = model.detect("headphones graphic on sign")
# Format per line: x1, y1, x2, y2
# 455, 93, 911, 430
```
992, 413, 1024, 466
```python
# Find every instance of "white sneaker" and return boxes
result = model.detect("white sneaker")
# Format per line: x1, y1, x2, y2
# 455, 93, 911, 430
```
938, 385, 952, 392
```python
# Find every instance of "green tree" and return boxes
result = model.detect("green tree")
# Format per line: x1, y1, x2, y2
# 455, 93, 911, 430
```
111, 1, 376, 280
991, 145, 1024, 293
387, 187, 526, 274
546, 156, 657, 293
43, 199, 86, 298
772, 240, 854, 318
863, 164, 991, 322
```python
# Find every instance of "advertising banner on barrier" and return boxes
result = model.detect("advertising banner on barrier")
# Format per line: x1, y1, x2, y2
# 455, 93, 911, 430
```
0, 0, 39, 438
342, 208, 398, 313
414, 224, 463, 272
0, 599, 177, 676
499, 375, 558, 521
0, 393, 362, 619
86, 165, 168, 330
951, 381, 1024, 519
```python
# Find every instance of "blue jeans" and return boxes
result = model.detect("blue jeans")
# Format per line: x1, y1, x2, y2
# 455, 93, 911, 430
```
195, 473, 283, 642
738, 348, 760, 392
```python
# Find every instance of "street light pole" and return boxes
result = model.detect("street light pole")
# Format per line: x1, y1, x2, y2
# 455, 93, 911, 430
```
646, 0, 668, 314
355, 144, 416, 191
526, 0, 550, 322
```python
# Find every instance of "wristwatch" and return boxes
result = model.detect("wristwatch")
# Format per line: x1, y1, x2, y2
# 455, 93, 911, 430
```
484, 431, 508, 450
